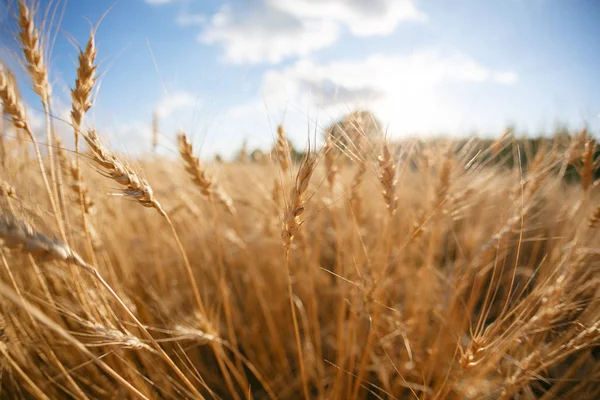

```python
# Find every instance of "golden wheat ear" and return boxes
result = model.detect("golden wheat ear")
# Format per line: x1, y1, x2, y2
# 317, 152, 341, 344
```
0, 214, 78, 264
83, 129, 160, 209
377, 142, 397, 216
0, 63, 64, 238
0, 213, 207, 398
323, 133, 338, 189
71, 33, 98, 131
177, 131, 236, 214
0, 279, 151, 400
281, 149, 317, 248
18, 0, 50, 102
275, 124, 291, 173
0, 63, 30, 131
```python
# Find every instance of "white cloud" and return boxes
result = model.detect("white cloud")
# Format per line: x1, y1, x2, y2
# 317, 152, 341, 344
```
155, 91, 197, 118
271, 0, 426, 37
493, 71, 519, 85
227, 51, 518, 135
198, 0, 424, 64
107, 122, 152, 149
199, 4, 340, 64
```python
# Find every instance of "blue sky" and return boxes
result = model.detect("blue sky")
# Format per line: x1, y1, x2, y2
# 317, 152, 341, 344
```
2, 0, 600, 159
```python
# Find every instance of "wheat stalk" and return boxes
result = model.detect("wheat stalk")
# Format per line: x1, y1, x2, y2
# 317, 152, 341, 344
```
176, 133, 247, 395
0, 341, 52, 400
18, 0, 64, 231
280, 150, 317, 400
491, 128, 512, 159
0, 63, 64, 239
579, 136, 596, 192
56, 141, 94, 215
0, 281, 150, 400
436, 151, 453, 206
83, 129, 242, 397
68, 30, 99, 263
0, 214, 206, 399
82, 129, 205, 305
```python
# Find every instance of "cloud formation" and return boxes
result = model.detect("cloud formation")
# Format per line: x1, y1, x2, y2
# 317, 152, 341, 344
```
272, 0, 426, 36
200, 4, 340, 64
155, 91, 197, 118
229, 51, 518, 134
197, 0, 425, 64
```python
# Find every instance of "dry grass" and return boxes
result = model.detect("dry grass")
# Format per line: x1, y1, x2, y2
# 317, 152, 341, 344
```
0, 4, 599, 400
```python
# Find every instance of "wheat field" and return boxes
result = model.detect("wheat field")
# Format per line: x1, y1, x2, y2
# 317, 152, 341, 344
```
0, 2, 599, 399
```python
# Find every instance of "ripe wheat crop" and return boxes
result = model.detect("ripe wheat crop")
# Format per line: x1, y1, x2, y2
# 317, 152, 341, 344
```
0, 2, 598, 399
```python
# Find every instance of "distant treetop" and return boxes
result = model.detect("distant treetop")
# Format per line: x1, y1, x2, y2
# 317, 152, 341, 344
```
325, 110, 383, 148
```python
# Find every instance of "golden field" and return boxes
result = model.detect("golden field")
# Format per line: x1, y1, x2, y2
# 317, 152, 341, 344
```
0, 1, 599, 399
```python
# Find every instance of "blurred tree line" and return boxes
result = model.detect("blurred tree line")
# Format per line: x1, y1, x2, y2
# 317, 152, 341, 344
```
231, 110, 599, 182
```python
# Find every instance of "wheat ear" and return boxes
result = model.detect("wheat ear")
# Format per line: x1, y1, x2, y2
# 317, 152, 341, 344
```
589, 205, 600, 229
579, 136, 596, 192
349, 160, 367, 223
281, 150, 317, 400
82, 129, 243, 397
177, 132, 236, 214
0, 180, 17, 200
18, 1, 65, 230
275, 124, 291, 173
82, 129, 203, 306
69, 31, 98, 261
83, 129, 160, 209
0, 63, 65, 239
18, 1, 50, 101
324, 134, 338, 189
0, 214, 206, 399
70, 34, 97, 133
0, 281, 150, 400
0, 65, 28, 132
272, 124, 292, 221
56, 141, 94, 215
377, 143, 398, 216
281, 151, 317, 247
